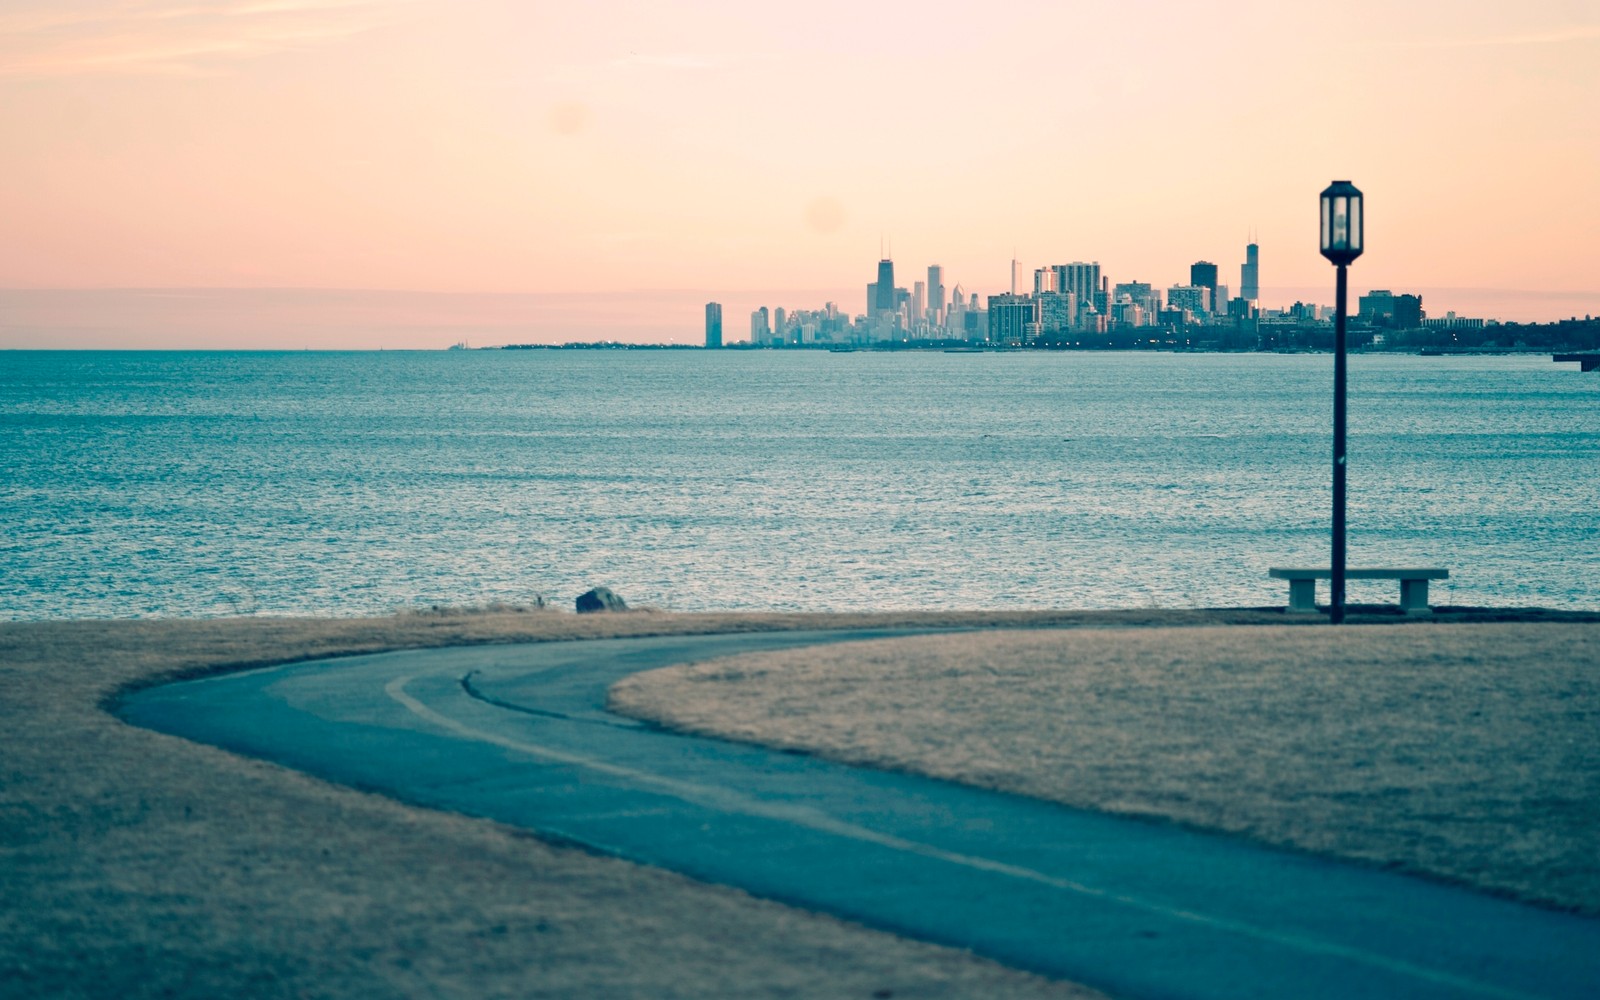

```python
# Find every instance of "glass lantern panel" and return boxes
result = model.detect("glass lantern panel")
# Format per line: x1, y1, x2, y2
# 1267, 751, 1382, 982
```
1331, 196, 1349, 249
1321, 198, 1332, 251
1349, 197, 1362, 252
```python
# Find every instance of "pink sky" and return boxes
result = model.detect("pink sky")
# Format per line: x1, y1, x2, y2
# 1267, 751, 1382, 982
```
2, 0, 1597, 347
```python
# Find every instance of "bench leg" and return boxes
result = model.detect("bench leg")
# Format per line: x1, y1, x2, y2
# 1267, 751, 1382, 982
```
1286, 578, 1317, 613
1399, 579, 1432, 615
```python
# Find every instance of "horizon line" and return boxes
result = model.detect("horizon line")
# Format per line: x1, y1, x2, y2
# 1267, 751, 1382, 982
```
3, 284, 1599, 300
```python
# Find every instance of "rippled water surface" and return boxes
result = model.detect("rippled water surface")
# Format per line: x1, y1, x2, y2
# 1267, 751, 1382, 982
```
2, 350, 1595, 618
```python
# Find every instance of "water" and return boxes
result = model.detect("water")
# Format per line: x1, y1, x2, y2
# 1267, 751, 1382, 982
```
1, 350, 1595, 619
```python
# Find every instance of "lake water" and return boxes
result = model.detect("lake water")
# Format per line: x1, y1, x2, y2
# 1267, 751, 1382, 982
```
2, 350, 1595, 619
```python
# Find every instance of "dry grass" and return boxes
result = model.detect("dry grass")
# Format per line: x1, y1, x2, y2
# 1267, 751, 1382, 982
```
2, 610, 1151, 1000
611, 621, 1600, 916
8, 607, 1593, 997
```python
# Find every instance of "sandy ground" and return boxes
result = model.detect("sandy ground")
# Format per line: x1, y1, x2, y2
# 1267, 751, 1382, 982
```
612, 621, 1600, 918
9, 608, 1296, 1000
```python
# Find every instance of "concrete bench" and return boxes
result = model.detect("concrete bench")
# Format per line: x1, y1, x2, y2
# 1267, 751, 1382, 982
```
1268, 567, 1449, 615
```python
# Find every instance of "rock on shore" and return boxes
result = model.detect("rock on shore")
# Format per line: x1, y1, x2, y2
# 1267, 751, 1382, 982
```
576, 587, 627, 613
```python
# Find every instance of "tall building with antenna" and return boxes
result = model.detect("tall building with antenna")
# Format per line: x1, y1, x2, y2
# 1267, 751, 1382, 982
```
1241, 241, 1260, 302
875, 256, 895, 313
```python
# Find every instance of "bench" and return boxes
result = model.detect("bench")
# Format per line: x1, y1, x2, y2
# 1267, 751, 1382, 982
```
1268, 567, 1449, 615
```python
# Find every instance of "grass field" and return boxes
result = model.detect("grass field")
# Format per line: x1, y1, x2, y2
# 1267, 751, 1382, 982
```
5, 606, 1594, 997
613, 621, 1600, 916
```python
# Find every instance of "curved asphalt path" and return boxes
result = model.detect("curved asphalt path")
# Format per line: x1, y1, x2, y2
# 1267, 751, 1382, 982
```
118, 630, 1600, 1000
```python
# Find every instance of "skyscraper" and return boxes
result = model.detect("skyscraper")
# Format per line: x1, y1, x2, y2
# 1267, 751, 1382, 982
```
1241, 243, 1260, 302
1054, 263, 1102, 311
1112, 281, 1160, 315
1359, 289, 1421, 327
704, 302, 722, 349
1190, 261, 1219, 313
987, 293, 1039, 346
1168, 285, 1211, 315
1037, 291, 1077, 333
928, 265, 945, 325
875, 258, 895, 312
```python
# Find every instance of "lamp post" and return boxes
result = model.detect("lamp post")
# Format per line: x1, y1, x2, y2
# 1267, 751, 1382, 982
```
1320, 180, 1363, 624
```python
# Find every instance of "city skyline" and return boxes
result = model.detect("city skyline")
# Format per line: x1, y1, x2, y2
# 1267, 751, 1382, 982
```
4, 276, 1596, 350
721, 236, 1545, 350
2, 0, 1598, 348
717, 232, 1597, 348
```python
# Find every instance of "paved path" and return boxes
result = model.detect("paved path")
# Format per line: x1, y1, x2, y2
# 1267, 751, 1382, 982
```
118, 630, 1600, 1000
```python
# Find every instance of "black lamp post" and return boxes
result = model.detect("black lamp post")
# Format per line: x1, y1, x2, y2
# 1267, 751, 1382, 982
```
1320, 180, 1363, 624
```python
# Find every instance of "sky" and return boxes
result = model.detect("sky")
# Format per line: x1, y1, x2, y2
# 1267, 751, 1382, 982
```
1, 0, 1597, 347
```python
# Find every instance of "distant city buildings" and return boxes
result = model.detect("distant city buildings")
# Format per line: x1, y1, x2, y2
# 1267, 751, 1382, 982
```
1167, 284, 1211, 317
986, 293, 1039, 346
1189, 261, 1219, 314
1359, 289, 1424, 330
1038, 290, 1078, 334
1421, 311, 1484, 331
704, 302, 722, 349
1055, 263, 1102, 313
1112, 280, 1159, 317
1240, 242, 1260, 302
875, 259, 895, 313
721, 236, 1490, 351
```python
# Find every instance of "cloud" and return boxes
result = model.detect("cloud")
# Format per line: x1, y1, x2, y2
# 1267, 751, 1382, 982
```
539, 50, 755, 90
223, 0, 406, 14
609, 52, 736, 72
1383, 23, 1600, 49
0, 0, 415, 78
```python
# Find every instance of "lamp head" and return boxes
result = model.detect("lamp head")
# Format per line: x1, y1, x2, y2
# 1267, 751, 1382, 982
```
1320, 180, 1364, 266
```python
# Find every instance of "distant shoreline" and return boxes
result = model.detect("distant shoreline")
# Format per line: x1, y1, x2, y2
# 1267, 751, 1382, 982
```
2, 287, 1595, 351
7, 344, 1594, 356
497, 341, 1598, 356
